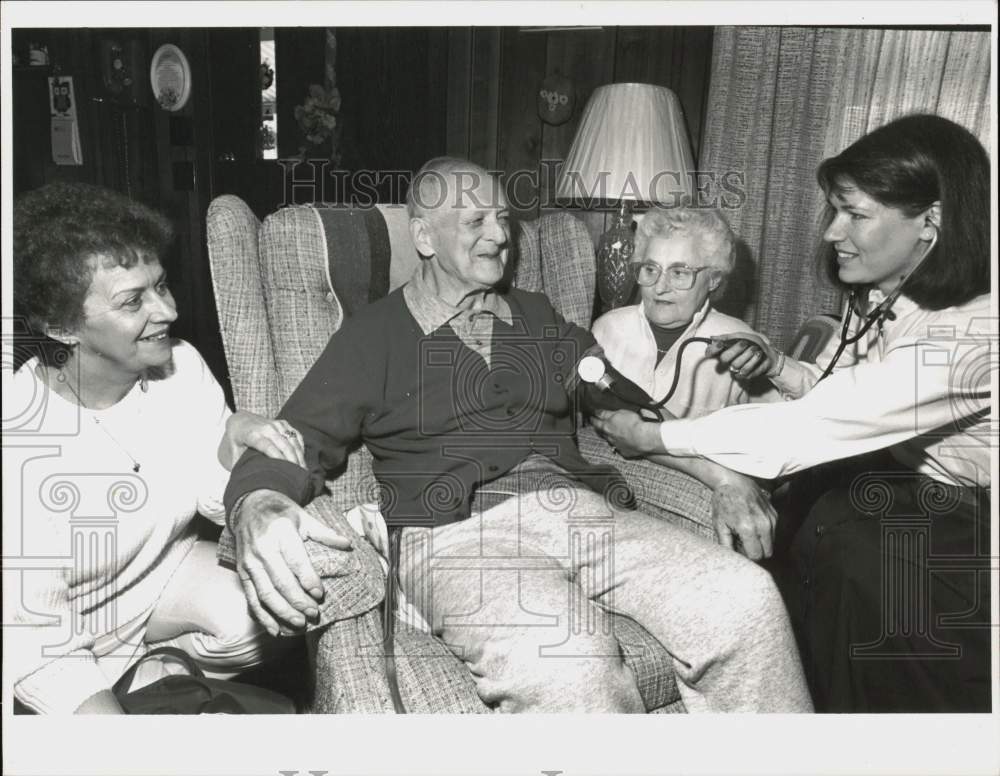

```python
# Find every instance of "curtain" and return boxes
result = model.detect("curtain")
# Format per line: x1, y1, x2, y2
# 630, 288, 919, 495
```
824, 29, 991, 158
701, 27, 991, 350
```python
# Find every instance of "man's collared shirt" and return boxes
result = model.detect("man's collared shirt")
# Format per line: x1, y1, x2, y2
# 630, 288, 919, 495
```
403, 263, 512, 368
402, 262, 594, 488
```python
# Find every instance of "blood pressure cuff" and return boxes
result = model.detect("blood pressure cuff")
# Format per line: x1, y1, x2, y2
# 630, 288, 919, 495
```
576, 367, 658, 416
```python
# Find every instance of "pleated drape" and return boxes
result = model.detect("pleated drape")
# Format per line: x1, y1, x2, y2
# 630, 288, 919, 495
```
702, 27, 991, 349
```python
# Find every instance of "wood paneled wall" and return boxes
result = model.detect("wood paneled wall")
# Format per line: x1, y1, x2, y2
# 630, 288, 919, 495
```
12, 28, 224, 390
12, 29, 160, 203
233, 25, 714, 223
337, 27, 450, 195
184, 26, 712, 221
445, 27, 714, 241
12, 26, 715, 399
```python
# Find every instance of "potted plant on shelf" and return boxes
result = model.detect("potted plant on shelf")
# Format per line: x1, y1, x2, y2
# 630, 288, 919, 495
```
294, 83, 342, 165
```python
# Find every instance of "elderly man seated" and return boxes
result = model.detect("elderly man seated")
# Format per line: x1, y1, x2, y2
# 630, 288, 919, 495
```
223, 156, 812, 713
591, 207, 781, 560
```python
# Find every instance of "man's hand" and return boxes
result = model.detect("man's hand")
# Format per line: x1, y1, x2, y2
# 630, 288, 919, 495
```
590, 409, 664, 458
705, 332, 779, 381
233, 489, 352, 635
219, 412, 306, 471
710, 475, 777, 561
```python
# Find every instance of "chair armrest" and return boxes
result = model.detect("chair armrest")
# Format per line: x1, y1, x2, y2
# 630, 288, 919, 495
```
577, 426, 715, 541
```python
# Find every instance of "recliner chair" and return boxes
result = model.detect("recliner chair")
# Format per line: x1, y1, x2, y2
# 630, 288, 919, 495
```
206, 194, 726, 713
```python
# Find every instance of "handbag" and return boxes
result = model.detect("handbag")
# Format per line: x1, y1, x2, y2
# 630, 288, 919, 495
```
112, 646, 295, 714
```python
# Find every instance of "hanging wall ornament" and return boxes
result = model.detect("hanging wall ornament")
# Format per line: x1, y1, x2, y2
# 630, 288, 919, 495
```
150, 44, 191, 112
537, 73, 575, 126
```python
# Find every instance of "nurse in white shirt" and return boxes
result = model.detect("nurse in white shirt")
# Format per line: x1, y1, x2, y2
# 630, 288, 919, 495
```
592, 113, 992, 712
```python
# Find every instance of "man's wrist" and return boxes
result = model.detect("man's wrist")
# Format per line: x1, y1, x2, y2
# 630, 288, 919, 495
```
226, 492, 253, 533
706, 465, 746, 490
715, 469, 755, 491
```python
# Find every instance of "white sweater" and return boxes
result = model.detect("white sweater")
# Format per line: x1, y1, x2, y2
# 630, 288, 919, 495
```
3, 340, 232, 713
591, 300, 780, 419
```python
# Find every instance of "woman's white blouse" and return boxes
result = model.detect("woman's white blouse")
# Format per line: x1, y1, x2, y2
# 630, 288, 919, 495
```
3, 340, 232, 713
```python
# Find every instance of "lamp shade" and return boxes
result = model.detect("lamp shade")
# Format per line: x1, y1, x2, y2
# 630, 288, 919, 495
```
556, 83, 695, 205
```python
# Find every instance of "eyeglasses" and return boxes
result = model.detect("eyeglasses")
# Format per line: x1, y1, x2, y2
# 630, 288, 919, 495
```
630, 261, 714, 291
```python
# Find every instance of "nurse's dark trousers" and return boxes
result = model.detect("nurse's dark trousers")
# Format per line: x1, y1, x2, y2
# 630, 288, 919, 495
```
771, 452, 991, 713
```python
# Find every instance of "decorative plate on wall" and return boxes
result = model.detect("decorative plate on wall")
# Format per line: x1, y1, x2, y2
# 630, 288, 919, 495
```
150, 44, 191, 111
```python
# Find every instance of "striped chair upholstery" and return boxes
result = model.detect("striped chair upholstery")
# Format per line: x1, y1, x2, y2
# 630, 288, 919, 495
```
206, 195, 278, 418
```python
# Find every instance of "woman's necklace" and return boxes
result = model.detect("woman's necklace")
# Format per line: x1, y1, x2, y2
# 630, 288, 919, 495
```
58, 368, 142, 473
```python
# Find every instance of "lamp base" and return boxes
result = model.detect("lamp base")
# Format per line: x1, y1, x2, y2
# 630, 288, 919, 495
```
596, 201, 637, 310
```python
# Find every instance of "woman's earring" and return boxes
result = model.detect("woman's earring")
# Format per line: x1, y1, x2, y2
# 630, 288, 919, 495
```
55, 341, 77, 381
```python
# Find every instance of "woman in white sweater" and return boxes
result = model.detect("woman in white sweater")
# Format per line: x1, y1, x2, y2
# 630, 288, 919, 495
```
591, 207, 781, 560
6, 183, 324, 714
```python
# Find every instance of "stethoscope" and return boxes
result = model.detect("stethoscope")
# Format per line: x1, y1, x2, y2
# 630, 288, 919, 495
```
579, 336, 728, 422
816, 289, 898, 381
384, 226, 941, 712
818, 227, 938, 381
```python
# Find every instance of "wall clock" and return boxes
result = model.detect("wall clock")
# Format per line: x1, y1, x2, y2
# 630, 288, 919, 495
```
150, 44, 191, 112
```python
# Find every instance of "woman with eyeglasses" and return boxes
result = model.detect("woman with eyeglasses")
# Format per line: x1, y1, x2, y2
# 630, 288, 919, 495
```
590, 206, 782, 561
592, 114, 991, 712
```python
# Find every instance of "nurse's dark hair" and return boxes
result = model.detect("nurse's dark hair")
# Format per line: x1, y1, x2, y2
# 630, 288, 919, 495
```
14, 182, 173, 334
815, 113, 989, 309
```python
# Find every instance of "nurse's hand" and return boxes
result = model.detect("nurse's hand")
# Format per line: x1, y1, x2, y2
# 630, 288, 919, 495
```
591, 409, 665, 458
710, 474, 777, 561
706, 332, 779, 380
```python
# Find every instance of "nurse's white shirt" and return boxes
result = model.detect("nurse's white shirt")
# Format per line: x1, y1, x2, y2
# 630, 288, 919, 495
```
661, 291, 993, 487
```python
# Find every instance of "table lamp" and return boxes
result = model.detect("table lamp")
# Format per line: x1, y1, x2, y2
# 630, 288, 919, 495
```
556, 83, 695, 310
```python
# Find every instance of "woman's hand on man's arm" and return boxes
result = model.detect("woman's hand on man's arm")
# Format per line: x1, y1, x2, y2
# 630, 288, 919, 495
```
218, 412, 306, 471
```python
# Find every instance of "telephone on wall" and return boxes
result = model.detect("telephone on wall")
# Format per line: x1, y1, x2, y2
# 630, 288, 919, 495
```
100, 38, 143, 104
